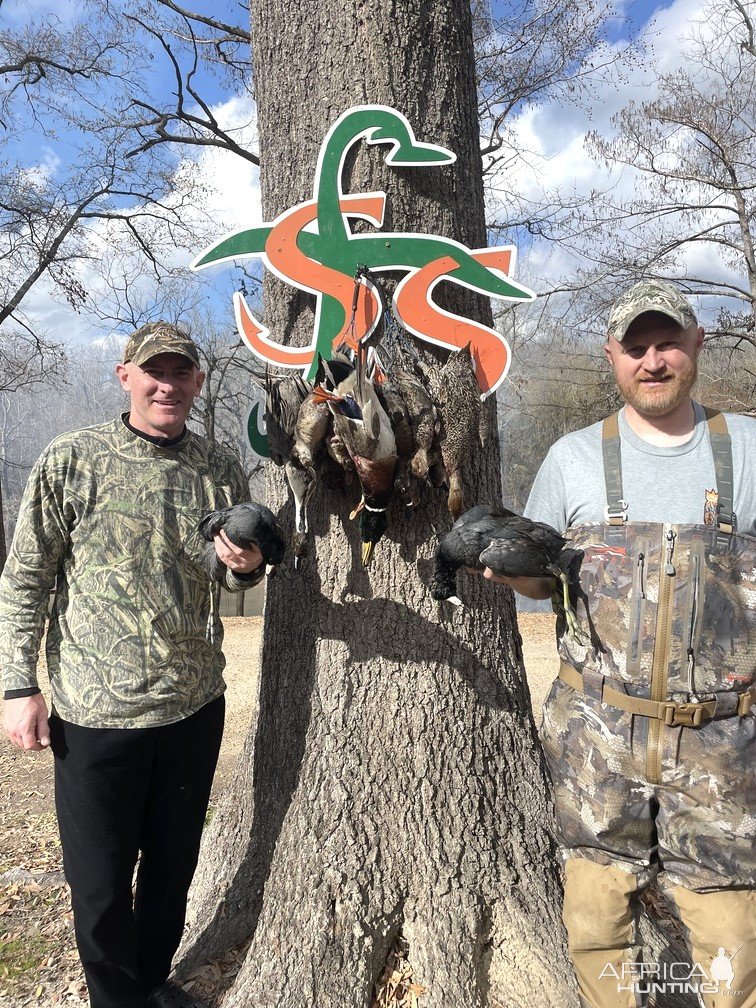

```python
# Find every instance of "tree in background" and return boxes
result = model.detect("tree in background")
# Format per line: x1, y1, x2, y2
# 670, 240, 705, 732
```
0, 0, 258, 349
497, 0, 755, 504
475, 0, 631, 245
0, 337, 123, 567
172, 2, 578, 1006
583, 0, 755, 349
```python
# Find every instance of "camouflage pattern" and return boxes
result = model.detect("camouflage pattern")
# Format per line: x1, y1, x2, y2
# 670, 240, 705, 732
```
122, 320, 201, 368
0, 418, 261, 728
542, 519, 756, 890
559, 522, 756, 699
606, 280, 697, 342
540, 677, 756, 891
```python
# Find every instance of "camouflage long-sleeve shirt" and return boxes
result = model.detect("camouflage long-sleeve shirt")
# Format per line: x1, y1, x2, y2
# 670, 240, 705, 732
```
0, 417, 262, 728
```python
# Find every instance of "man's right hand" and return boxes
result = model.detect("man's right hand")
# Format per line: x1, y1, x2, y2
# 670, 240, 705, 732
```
482, 569, 555, 600
3, 694, 51, 751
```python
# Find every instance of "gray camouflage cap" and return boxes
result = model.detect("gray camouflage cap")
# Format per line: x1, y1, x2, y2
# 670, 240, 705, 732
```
122, 321, 201, 368
607, 280, 697, 341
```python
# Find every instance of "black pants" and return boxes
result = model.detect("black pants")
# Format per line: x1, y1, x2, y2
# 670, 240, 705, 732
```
50, 697, 225, 1008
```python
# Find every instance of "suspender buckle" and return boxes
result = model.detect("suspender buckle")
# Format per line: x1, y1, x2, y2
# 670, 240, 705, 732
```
737, 688, 755, 716
662, 702, 706, 728
716, 508, 736, 535
603, 500, 628, 525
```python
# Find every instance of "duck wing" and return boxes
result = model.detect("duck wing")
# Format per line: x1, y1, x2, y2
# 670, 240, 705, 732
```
265, 372, 311, 466
479, 527, 559, 579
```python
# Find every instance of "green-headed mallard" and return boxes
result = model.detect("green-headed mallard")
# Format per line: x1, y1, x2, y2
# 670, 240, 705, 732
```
313, 349, 397, 565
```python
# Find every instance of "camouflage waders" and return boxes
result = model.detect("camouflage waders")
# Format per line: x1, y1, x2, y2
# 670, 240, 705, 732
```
540, 411, 756, 1008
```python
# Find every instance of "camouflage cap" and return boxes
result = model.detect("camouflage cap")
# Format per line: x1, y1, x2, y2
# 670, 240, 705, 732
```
607, 280, 697, 341
122, 321, 201, 368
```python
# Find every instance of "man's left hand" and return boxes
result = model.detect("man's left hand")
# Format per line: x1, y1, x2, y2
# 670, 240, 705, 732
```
213, 529, 264, 574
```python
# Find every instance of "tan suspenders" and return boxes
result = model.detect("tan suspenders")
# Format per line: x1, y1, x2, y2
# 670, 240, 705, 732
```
600, 408, 736, 533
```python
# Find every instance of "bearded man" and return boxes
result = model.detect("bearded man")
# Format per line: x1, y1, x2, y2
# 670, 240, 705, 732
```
487, 281, 755, 1008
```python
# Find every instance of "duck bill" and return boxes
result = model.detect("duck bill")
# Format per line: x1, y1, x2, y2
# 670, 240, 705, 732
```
361, 541, 375, 566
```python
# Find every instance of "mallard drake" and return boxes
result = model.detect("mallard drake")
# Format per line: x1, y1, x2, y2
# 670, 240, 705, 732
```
435, 345, 481, 519
313, 349, 397, 565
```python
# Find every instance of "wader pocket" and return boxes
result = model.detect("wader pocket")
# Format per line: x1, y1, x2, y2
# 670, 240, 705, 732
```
684, 545, 705, 699
686, 529, 755, 696
559, 523, 656, 690
626, 538, 648, 678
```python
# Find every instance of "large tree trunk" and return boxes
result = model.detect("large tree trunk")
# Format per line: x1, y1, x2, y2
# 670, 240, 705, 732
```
0, 474, 7, 572
176, 1, 577, 1004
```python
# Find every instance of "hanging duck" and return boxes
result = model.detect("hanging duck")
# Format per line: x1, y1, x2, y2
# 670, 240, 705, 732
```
390, 359, 440, 492
375, 378, 418, 507
316, 354, 357, 479
435, 344, 481, 519
313, 347, 398, 565
263, 370, 311, 467
285, 373, 347, 565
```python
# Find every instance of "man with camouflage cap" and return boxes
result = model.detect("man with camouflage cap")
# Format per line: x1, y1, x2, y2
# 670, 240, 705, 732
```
1, 322, 267, 1008
487, 281, 755, 1008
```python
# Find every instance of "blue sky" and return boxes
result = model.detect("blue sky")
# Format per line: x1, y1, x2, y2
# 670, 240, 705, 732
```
4, 0, 733, 347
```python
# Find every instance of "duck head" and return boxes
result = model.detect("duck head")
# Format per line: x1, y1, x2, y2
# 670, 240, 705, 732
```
357, 505, 389, 566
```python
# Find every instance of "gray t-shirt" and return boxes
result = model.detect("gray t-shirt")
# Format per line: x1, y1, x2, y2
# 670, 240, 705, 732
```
524, 403, 756, 537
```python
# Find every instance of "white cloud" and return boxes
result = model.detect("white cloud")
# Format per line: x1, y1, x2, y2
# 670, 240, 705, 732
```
186, 94, 262, 238
489, 0, 747, 323
17, 92, 263, 348
12, 0, 747, 349
19, 149, 62, 189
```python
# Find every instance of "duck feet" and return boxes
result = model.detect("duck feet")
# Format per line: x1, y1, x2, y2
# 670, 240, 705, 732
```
551, 576, 588, 645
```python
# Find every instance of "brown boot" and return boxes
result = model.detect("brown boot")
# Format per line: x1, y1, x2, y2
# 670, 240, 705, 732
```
669, 886, 756, 1008
562, 858, 642, 1008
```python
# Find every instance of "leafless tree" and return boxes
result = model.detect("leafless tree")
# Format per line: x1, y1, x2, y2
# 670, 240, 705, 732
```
0, 336, 123, 567
0, 0, 258, 350
583, 0, 756, 349
170, 2, 582, 1006
475, 0, 634, 248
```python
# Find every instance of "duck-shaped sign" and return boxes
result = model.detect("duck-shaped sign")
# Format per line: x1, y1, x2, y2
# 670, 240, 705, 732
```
192, 104, 534, 399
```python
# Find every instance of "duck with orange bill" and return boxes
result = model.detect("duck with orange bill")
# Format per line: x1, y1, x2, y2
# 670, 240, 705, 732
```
313, 346, 397, 565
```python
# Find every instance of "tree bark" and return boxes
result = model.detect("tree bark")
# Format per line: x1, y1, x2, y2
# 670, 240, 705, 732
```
0, 474, 7, 572
176, 1, 577, 1004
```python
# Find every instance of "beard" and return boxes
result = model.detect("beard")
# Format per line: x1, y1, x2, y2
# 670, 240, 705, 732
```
617, 358, 698, 417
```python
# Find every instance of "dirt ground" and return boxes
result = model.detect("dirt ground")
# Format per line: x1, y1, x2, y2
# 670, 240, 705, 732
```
0, 613, 557, 1006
